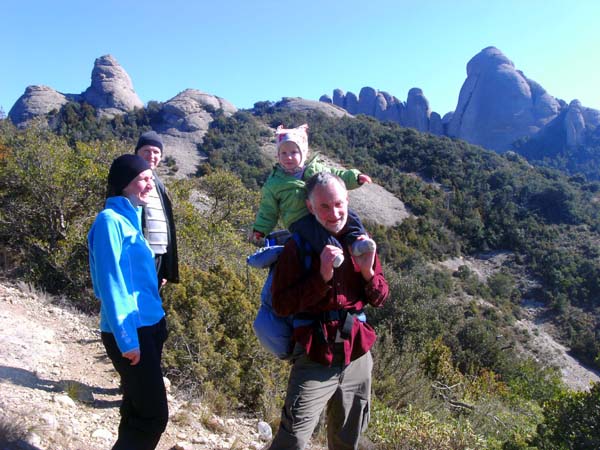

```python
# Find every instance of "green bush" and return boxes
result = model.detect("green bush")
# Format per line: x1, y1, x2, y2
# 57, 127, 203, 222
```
368, 401, 488, 450
0, 121, 123, 308
533, 382, 600, 449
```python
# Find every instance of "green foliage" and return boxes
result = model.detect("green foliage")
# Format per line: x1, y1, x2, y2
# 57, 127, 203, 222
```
48, 101, 160, 145
532, 382, 600, 449
368, 402, 488, 450
0, 122, 123, 308
158, 169, 290, 414
487, 271, 518, 301
162, 262, 287, 412
198, 110, 273, 190
4, 103, 600, 446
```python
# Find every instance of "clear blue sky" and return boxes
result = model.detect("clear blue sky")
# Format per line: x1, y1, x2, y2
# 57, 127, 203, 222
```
2, 0, 599, 117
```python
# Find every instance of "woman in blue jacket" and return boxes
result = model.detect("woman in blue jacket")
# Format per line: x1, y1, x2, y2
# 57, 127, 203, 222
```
88, 154, 168, 450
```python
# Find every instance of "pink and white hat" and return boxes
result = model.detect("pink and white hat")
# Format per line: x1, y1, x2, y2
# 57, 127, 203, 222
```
275, 124, 309, 159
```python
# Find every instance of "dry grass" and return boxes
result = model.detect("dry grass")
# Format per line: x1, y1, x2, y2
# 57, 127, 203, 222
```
0, 413, 30, 448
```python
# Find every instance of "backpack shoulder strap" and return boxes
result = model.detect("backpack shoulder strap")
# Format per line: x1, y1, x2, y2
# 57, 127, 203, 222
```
291, 232, 312, 270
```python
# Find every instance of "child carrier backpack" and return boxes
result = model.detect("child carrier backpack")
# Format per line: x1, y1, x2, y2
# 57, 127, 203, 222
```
247, 230, 369, 359
247, 230, 312, 359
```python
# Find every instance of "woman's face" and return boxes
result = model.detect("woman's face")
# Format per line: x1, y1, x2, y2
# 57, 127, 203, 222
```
122, 169, 154, 206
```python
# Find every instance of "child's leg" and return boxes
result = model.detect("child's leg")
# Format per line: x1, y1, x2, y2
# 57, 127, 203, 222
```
341, 209, 376, 256
339, 209, 367, 247
289, 214, 342, 253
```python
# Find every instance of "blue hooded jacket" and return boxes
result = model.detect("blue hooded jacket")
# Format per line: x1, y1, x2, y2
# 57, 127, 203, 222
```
88, 196, 165, 353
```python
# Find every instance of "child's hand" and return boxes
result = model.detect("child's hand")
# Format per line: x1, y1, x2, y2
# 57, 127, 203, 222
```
248, 230, 265, 245
358, 174, 372, 185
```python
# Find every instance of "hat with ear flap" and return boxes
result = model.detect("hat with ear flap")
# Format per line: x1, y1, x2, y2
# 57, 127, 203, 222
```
275, 124, 309, 162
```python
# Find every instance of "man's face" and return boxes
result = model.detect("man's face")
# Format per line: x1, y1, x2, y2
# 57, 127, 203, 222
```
137, 145, 162, 170
306, 179, 348, 235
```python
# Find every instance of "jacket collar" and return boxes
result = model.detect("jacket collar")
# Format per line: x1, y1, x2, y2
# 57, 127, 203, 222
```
105, 196, 142, 227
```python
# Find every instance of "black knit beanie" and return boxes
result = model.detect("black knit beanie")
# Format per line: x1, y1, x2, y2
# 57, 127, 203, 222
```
107, 154, 151, 197
135, 130, 164, 153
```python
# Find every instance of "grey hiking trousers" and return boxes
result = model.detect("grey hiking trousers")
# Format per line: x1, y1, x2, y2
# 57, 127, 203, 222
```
268, 349, 372, 450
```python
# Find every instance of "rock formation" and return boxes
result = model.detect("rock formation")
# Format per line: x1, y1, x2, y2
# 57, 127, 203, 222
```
82, 55, 143, 117
325, 86, 441, 135
404, 88, 431, 132
275, 97, 350, 119
8, 86, 70, 126
154, 89, 238, 177
9, 55, 143, 127
6, 57, 238, 178
320, 47, 600, 155
446, 46, 561, 151
564, 100, 587, 148
9, 48, 600, 174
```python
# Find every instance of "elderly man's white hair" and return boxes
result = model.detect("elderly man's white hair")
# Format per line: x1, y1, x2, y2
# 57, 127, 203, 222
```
305, 172, 346, 201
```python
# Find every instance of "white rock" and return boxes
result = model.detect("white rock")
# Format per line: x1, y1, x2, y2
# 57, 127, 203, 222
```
163, 376, 171, 392
192, 435, 209, 444
53, 394, 76, 407
257, 420, 272, 441
91, 428, 113, 441
26, 432, 42, 446
39, 412, 58, 430
173, 441, 194, 450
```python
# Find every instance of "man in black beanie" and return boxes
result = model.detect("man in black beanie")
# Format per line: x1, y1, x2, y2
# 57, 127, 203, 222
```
135, 131, 179, 287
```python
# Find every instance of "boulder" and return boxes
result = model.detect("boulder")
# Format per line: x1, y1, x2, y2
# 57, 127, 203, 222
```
275, 97, 350, 119
582, 105, 600, 129
8, 85, 69, 127
373, 93, 388, 121
345, 92, 359, 115
429, 111, 443, 135
82, 54, 143, 117
320, 86, 437, 131
158, 89, 236, 135
154, 89, 238, 178
356, 87, 378, 116
381, 94, 403, 123
404, 88, 430, 132
447, 46, 561, 151
564, 100, 586, 148
332, 89, 346, 108
319, 94, 332, 104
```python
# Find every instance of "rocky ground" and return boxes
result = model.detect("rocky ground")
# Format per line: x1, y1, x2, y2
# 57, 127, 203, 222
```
0, 280, 320, 450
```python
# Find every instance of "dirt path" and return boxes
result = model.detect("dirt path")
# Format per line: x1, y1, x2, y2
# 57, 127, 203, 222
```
0, 281, 273, 450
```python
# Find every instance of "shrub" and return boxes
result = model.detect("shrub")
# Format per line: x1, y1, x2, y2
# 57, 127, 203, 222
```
0, 123, 123, 308
532, 382, 600, 449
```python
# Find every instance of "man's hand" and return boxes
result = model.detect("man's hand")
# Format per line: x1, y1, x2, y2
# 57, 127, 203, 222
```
320, 245, 344, 282
123, 348, 141, 366
353, 236, 376, 281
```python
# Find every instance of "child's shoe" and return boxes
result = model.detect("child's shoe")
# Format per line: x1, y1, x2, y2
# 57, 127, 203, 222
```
333, 253, 345, 268
352, 238, 376, 256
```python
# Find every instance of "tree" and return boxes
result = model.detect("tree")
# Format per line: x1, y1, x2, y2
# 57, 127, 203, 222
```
533, 382, 600, 449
